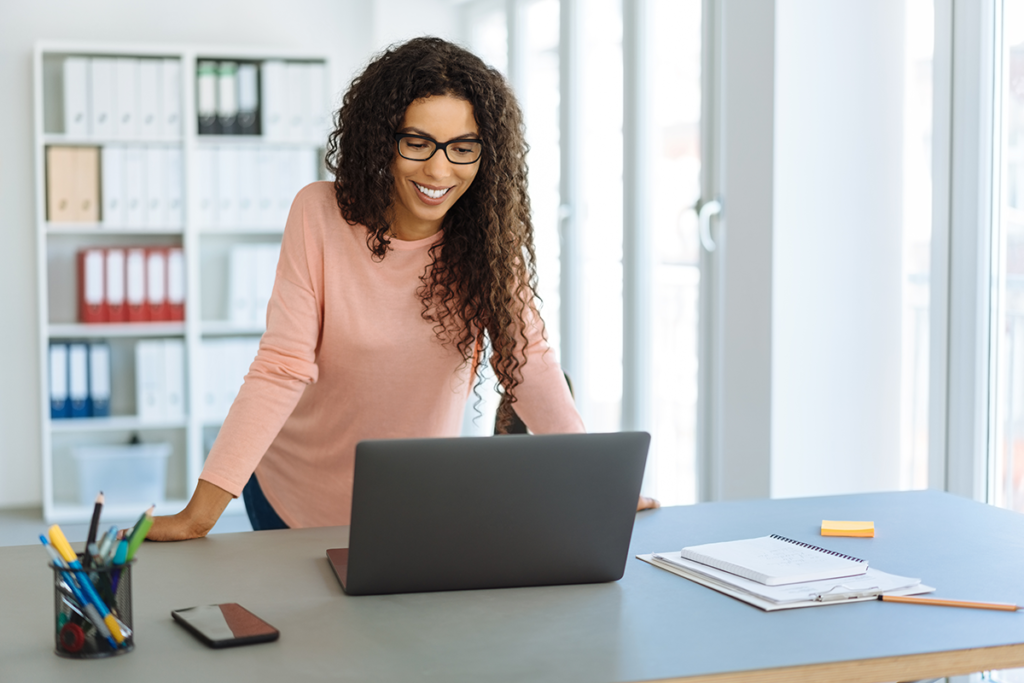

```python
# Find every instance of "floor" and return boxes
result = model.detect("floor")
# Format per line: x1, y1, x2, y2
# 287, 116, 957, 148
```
0, 505, 253, 547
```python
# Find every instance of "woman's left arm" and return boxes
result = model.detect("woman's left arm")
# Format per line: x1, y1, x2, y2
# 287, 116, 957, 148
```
505, 306, 659, 512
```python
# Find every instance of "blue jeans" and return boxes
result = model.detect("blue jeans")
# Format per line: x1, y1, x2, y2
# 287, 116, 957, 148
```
242, 472, 289, 531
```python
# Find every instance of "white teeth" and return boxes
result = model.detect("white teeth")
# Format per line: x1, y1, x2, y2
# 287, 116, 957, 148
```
415, 183, 450, 199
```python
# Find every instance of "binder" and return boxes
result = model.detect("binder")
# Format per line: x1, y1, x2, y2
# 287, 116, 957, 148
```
77, 248, 106, 323
49, 343, 70, 419
306, 62, 328, 144
228, 244, 256, 324
124, 146, 145, 226
75, 146, 100, 222
144, 145, 166, 228
126, 247, 148, 321
101, 144, 125, 227
105, 248, 127, 322
167, 247, 186, 321
193, 147, 216, 227
254, 244, 278, 326
135, 339, 165, 421
68, 342, 90, 418
236, 146, 259, 227
217, 61, 239, 135
256, 148, 278, 228
88, 342, 111, 417
46, 146, 76, 222
196, 60, 218, 135
114, 58, 140, 140
237, 62, 259, 135
216, 146, 240, 228
63, 57, 90, 138
275, 148, 297, 226
293, 146, 320, 189
160, 58, 182, 139
89, 58, 116, 139
166, 146, 184, 227
146, 248, 169, 321
197, 340, 220, 421
163, 338, 185, 421
138, 58, 161, 140
260, 60, 286, 141
284, 62, 308, 141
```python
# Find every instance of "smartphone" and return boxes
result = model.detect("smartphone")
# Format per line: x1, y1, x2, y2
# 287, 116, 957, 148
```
171, 603, 279, 648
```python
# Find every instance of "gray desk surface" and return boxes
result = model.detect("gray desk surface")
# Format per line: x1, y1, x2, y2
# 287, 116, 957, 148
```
4, 490, 1024, 683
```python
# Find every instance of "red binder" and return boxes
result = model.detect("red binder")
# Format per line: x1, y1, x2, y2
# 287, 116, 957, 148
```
126, 248, 149, 322
105, 248, 127, 322
77, 249, 107, 323
167, 247, 185, 321
146, 248, 169, 321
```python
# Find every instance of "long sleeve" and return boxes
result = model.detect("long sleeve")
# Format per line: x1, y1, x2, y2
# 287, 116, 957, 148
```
198, 185, 324, 497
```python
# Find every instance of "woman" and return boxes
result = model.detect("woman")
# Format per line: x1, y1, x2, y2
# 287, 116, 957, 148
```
147, 37, 657, 541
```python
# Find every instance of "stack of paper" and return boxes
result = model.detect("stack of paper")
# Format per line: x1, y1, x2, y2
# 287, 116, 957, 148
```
639, 551, 932, 611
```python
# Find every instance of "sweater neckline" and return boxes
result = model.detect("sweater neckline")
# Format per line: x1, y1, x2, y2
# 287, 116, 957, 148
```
387, 229, 444, 252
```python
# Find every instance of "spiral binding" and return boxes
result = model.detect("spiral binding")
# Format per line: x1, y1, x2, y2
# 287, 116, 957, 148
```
769, 534, 867, 564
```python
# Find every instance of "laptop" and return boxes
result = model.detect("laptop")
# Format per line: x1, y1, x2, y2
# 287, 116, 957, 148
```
327, 431, 650, 596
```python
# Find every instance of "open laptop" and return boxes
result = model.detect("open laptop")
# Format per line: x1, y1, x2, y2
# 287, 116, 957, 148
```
327, 431, 650, 596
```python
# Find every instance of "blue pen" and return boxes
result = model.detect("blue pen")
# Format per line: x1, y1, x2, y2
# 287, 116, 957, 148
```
97, 525, 118, 562
40, 536, 117, 649
110, 540, 129, 593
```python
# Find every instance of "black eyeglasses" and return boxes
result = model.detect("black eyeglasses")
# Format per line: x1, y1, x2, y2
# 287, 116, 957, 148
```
394, 134, 483, 164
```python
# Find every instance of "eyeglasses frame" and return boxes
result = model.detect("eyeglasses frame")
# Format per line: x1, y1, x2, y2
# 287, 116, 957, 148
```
393, 133, 484, 165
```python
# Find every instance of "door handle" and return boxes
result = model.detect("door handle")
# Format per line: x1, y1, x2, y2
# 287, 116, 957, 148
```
697, 198, 722, 253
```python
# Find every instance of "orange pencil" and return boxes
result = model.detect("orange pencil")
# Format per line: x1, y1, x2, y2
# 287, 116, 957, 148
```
880, 594, 1020, 612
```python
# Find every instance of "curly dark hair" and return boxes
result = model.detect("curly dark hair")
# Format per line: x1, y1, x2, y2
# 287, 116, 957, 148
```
324, 36, 540, 429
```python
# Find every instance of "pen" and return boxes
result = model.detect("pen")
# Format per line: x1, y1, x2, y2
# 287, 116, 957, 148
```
879, 594, 1020, 612
40, 536, 117, 649
124, 505, 155, 562
83, 491, 104, 568
98, 525, 118, 563
48, 525, 125, 645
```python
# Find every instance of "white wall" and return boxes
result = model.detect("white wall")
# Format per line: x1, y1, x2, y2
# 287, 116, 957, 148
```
0, 0, 457, 508
771, 0, 906, 497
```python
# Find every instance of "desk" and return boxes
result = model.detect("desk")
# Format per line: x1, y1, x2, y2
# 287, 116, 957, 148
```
3, 490, 1024, 682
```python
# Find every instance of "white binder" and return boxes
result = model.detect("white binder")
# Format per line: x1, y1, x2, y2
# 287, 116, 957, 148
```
192, 147, 216, 228
163, 338, 185, 421
89, 58, 116, 139
237, 63, 259, 134
275, 148, 297, 226
256, 148, 278, 228
166, 146, 184, 227
114, 58, 140, 140
49, 344, 69, 417
160, 59, 182, 139
197, 340, 221, 421
260, 60, 286, 141
144, 145, 166, 229
215, 146, 240, 228
125, 248, 147, 312
135, 339, 165, 421
146, 249, 167, 315
101, 145, 125, 227
63, 57, 90, 138
124, 146, 145, 226
306, 62, 329, 144
105, 249, 126, 316
285, 62, 308, 142
228, 244, 256, 324
138, 58, 161, 140
167, 247, 185, 314
236, 146, 259, 228
216, 61, 239, 133
254, 244, 278, 326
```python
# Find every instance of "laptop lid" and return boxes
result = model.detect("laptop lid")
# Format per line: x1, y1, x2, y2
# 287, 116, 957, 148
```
328, 431, 650, 596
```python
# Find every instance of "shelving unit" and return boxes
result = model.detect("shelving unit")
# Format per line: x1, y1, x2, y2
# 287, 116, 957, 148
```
34, 42, 330, 522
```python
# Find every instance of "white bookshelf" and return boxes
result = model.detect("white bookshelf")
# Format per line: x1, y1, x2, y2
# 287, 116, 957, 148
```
34, 41, 330, 523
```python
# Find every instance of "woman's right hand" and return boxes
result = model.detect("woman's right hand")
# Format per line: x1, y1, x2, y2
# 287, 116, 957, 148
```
120, 479, 234, 542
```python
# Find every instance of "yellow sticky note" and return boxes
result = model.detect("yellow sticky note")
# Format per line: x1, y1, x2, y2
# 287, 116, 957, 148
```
821, 520, 875, 537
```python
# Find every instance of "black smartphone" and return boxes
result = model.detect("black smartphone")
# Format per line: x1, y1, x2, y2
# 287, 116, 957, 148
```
171, 603, 279, 648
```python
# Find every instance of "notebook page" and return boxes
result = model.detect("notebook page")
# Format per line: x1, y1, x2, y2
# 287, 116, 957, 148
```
679, 535, 868, 585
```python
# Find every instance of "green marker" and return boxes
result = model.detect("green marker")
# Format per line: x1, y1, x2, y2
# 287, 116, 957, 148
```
125, 505, 155, 562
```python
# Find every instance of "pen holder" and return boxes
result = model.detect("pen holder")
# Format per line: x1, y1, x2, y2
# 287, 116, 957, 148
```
51, 557, 134, 658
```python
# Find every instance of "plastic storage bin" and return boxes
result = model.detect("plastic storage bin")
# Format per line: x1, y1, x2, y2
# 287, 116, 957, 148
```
72, 443, 171, 506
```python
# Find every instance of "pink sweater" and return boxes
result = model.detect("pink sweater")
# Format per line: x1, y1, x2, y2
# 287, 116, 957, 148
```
199, 182, 584, 527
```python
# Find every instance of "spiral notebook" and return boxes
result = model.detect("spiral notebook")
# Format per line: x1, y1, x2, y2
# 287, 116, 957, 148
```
678, 534, 868, 586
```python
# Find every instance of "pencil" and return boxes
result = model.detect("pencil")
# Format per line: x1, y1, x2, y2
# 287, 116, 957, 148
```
880, 594, 1020, 612
83, 491, 104, 568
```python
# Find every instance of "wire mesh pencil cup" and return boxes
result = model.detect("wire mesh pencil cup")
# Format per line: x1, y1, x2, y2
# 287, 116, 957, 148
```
51, 557, 134, 658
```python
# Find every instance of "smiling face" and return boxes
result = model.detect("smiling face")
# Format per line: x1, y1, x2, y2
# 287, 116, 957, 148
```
389, 95, 481, 241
